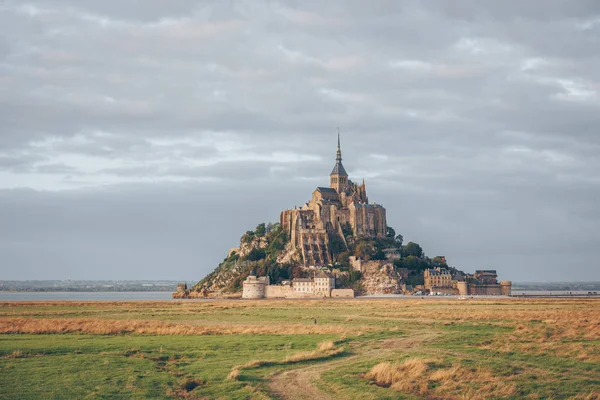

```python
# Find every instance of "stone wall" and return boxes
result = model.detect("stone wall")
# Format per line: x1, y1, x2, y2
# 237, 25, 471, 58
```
468, 284, 503, 295
265, 285, 293, 298
455, 281, 468, 296
349, 203, 387, 238
331, 289, 354, 298
426, 287, 457, 295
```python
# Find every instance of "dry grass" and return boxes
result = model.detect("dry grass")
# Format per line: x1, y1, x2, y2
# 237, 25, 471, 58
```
569, 393, 600, 400
317, 340, 336, 351
4, 349, 23, 359
227, 367, 240, 381
283, 341, 343, 363
0, 318, 355, 336
366, 358, 518, 399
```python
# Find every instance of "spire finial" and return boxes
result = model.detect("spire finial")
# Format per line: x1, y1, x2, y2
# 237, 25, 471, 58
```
336, 128, 342, 162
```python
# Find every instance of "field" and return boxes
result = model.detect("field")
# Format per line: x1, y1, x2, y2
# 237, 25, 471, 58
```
0, 298, 599, 399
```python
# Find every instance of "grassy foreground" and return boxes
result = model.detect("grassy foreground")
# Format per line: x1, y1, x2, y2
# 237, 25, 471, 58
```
0, 299, 598, 399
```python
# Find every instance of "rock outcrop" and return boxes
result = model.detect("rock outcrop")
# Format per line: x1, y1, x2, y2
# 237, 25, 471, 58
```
359, 261, 405, 295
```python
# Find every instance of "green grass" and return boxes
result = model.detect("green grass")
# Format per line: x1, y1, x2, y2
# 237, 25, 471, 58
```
0, 299, 599, 399
0, 334, 335, 399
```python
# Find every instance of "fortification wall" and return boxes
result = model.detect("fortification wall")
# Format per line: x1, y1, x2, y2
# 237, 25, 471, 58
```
265, 285, 293, 298
501, 281, 512, 296
331, 289, 354, 298
455, 281, 468, 296
468, 284, 502, 296
242, 282, 265, 299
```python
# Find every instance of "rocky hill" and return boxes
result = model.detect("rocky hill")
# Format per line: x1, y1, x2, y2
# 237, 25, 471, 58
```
183, 221, 459, 298
188, 223, 298, 297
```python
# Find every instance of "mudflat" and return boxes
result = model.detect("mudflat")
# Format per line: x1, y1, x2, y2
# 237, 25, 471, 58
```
1, 298, 598, 399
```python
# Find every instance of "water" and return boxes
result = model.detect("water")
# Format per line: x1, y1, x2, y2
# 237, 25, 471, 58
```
0, 292, 174, 301
512, 290, 598, 296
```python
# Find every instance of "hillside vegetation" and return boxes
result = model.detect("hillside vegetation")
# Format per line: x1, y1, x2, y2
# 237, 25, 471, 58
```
191, 221, 462, 297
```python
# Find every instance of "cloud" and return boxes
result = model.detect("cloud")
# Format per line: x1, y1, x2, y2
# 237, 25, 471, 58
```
0, 0, 599, 281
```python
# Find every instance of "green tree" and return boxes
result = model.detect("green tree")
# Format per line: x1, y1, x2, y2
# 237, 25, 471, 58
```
395, 234, 403, 248
372, 248, 386, 260
255, 223, 267, 237
402, 242, 423, 258
245, 248, 266, 261
354, 240, 376, 260
386, 226, 396, 238
341, 222, 353, 238
328, 233, 346, 256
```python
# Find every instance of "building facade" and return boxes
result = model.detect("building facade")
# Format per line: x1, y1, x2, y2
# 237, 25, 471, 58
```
424, 267, 453, 292
455, 270, 512, 296
242, 270, 350, 299
281, 135, 387, 266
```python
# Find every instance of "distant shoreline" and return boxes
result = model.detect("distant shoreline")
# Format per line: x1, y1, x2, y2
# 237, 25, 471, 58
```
2, 290, 600, 302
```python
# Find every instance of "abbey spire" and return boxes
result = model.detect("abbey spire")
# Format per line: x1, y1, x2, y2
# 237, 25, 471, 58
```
330, 130, 348, 192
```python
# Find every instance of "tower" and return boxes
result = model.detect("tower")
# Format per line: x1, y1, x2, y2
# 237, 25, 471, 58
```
330, 131, 348, 193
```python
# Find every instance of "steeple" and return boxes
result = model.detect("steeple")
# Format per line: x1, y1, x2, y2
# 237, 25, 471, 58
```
336, 130, 342, 163
330, 129, 348, 192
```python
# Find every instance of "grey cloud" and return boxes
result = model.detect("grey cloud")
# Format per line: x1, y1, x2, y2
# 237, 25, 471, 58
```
0, 0, 599, 281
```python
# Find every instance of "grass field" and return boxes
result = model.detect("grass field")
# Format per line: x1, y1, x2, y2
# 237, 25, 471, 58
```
0, 298, 598, 399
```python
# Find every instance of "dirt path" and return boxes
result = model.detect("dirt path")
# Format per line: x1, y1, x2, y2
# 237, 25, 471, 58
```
267, 331, 438, 400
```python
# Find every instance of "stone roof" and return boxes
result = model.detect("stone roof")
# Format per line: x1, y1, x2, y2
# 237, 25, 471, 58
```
428, 268, 451, 276
316, 187, 337, 194
330, 161, 348, 176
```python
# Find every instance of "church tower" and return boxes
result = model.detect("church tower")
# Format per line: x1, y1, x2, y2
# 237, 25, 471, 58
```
330, 132, 348, 193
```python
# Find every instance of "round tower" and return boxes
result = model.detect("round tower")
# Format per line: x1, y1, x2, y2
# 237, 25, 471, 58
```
500, 281, 512, 296
330, 131, 348, 192
242, 270, 266, 299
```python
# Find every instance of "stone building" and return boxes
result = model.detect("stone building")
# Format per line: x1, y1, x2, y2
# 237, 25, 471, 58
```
242, 270, 270, 299
455, 270, 512, 296
281, 135, 387, 266
424, 267, 453, 293
242, 269, 350, 299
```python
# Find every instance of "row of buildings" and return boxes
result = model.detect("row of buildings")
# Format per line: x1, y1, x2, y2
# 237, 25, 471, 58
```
424, 267, 512, 295
242, 270, 354, 299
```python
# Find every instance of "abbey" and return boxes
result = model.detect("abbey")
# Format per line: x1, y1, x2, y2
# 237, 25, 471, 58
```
280, 135, 387, 266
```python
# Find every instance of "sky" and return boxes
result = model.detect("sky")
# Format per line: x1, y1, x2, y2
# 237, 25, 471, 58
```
0, 1, 599, 282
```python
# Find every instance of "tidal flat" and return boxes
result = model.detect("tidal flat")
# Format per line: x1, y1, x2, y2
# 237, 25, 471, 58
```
0, 299, 598, 399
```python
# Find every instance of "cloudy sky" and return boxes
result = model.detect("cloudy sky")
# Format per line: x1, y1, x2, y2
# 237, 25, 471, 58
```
1, 1, 599, 282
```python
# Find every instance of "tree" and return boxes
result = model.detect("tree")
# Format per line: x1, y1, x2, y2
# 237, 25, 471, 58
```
328, 233, 346, 256
386, 226, 396, 239
402, 242, 423, 258
372, 248, 386, 261
255, 223, 267, 237
395, 234, 403, 248
341, 222, 353, 238
246, 248, 266, 261
354, 240, 376, 260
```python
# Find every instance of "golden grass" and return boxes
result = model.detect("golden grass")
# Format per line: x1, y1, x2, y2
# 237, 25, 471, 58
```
366, 358, 518, 399
0, 318, 355, 336
227, 367, 240, 381
569, 393, 600, 400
